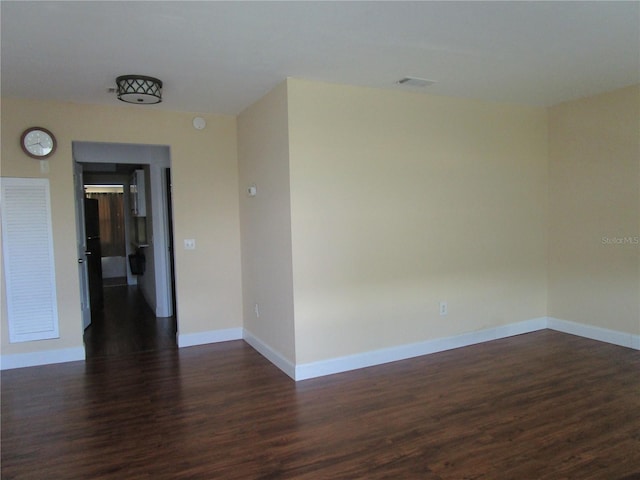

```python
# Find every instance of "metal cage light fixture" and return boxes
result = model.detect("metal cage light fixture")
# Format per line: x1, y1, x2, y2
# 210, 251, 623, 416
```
116, 75, 163, 104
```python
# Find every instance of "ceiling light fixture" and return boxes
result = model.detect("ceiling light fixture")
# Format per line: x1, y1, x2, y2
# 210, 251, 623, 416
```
116, 75, 163, 104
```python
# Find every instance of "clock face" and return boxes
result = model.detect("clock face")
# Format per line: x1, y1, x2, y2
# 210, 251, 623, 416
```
21, 127, 56, 159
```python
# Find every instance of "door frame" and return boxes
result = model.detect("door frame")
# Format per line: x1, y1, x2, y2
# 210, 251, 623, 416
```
72, 141, 174, 323
73, 161, 91, 329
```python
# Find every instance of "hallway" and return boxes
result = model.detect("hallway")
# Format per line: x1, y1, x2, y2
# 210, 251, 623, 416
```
83, 279, 177, 358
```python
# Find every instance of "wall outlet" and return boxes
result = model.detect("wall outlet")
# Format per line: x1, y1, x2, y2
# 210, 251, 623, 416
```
254, 303, 260, 318
184, 239, 196, 250
439, 301, 448, 316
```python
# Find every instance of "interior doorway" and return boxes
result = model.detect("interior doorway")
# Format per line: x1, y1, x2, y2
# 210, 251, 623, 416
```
84, 185, 127, 288
73, 141, 176, 357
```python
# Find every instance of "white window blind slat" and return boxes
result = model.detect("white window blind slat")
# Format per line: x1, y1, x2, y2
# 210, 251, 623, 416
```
1, 177, 59, 343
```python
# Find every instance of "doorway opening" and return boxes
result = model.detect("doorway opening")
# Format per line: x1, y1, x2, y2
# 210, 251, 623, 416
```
73, 142, 177, 358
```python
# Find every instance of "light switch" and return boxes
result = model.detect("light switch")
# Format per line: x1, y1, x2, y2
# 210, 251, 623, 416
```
184, 239, 196, 250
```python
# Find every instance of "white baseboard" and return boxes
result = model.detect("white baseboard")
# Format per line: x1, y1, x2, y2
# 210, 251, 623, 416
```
294, 317, 548, 381
3, 318, 635, 378
292, 317, 640, 381
548, 317, 640, 350
177, 327, 243, 348
242, 330, 296, 380
0, 346, 85, 370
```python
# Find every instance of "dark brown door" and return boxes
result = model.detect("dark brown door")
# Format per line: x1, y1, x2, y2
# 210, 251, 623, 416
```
84, 198, 104, 312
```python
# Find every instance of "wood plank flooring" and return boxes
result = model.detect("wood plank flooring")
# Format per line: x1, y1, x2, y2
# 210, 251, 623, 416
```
2, 330, 639, 479
83, 284, 177, 358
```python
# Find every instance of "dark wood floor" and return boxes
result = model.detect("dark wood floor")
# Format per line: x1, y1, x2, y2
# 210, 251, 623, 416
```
83, 282, 177, 358
2, 330, 639, 479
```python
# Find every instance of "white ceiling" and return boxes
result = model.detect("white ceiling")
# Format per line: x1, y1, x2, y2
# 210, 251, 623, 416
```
2, 1, 638, 115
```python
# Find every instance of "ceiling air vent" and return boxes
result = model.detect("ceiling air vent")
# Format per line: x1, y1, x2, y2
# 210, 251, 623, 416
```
396, 77, 436, 87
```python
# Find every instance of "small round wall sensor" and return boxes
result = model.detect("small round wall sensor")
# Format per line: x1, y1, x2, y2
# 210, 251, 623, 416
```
192, 117, 206, 130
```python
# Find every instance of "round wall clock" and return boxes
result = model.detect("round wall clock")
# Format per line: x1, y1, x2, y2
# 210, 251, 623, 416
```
20, 127, 57, 159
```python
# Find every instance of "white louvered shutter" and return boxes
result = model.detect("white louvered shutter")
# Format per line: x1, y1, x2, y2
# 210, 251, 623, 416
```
1, 177, 60, 342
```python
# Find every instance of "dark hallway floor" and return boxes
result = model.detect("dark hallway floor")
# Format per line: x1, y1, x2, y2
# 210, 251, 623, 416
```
83, 281, 177, 358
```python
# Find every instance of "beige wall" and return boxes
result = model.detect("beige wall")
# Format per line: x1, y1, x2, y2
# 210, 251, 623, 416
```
3, 81, 637, 369
1, 98, 243, 356
287, 79, 549, 363
237, 82, 296, 362
548, 85, 640, 335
